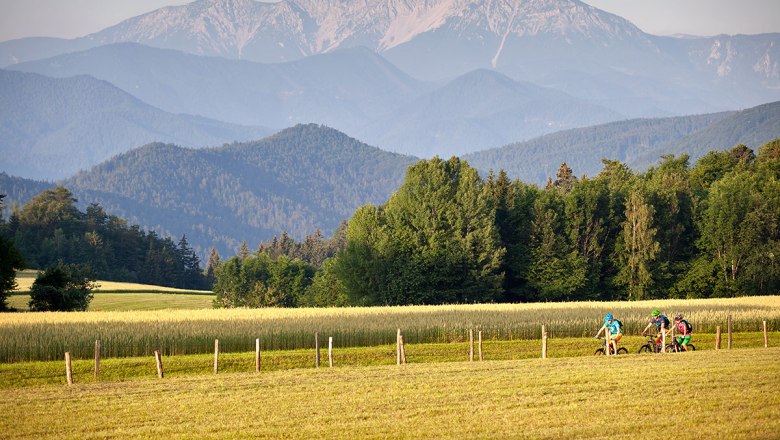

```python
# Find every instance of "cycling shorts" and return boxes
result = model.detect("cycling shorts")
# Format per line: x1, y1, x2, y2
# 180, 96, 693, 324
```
610, 333, 622, 342
676, 335, 691, 345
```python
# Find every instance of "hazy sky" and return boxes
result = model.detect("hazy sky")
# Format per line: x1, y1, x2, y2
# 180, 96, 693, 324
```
0, 0, 778, 42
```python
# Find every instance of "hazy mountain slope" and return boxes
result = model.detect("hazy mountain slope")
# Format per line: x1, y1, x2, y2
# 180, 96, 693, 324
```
0, 172, 55, 215
12, 43, 629, 156
10, 43, 427, 130
359, 69, 623, 156
61, 124, 417, 257
463, 112, 736, 184
0, 70, 273, 181
632, 101, 780, 167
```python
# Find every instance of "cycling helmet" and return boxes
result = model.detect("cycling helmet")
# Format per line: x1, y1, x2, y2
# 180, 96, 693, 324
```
604, 313, 613, 321
674, 313, 683, 321
651, 309, 660, 317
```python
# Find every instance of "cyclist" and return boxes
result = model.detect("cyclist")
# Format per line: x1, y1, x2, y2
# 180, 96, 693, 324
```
641, 309, 670, 350
594, 313, 622, 354
673, 313, 693, 351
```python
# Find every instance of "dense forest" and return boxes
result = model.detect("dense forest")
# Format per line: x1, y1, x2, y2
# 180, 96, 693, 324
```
0, 187, 209, 290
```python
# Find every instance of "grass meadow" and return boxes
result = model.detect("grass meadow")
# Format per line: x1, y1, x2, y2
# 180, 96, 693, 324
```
1, 348, 778, 438
8, 269, 215, 311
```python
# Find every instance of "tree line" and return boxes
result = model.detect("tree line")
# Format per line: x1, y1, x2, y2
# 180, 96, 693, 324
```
0, 187, 209, 297
213, 140, 779, 308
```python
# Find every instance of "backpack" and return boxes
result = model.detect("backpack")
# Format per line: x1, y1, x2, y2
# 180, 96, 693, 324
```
682, 320, 692, 333
614, 319, 624, 333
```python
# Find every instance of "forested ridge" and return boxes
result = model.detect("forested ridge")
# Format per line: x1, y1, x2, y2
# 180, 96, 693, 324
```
61, 124, 416, 258
465, 101, 780, 185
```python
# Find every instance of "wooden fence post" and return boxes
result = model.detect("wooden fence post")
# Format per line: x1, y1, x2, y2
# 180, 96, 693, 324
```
154, 349, 164, 379
727, 315, 733, 349
764, 321, 769, 348
605, 328, 611, 356
65, 352, 73, 386
396, 329, 401, 366
328, 337, 333, 368
715, 326, 721, 350
255, 338, 261, 373
315, 332, 321, 368
94, 340, 101, 380
541, 325, 548, 359
214, 339, 219, 375
399, 335, 407, 365
661, 325, 666, 353
478, 331, 483, 362
469, 329, 474, 362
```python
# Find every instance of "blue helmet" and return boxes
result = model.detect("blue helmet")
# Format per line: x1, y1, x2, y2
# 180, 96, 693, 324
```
604, 313, 613, 322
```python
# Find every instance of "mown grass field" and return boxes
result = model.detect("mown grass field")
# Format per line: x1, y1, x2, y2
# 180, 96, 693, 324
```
7, 293, 215, 311
12, 270, 212, 295
1, 348, 778, 439
8, 269, 215, 311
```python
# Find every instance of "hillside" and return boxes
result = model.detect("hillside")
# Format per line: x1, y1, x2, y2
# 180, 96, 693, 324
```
632, 101, 780, 166
0, 173, 54, 214
465, 101, 780, 184
357, 69, 622, 156
0, 70, 272, 180
10, 43, 427, 131
9, 43, 627, 157
62, 124, 416, 257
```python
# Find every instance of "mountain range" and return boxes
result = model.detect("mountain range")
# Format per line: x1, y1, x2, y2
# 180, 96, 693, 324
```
7, 42, 621, 161
2, 0, 778, 114
0, 69, 272, 180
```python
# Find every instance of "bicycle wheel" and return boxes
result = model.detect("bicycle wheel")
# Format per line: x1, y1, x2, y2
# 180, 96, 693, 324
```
616, 347, 628, 355
594, 348, 605, 356
665, 344, 677, 353
686, 344, 696, 351
638, 344, 653, 354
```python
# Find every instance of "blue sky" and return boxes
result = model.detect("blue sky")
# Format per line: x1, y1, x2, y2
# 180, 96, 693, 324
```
0, 0, 778, 42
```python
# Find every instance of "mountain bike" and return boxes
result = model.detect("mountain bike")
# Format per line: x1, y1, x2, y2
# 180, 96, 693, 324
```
665, 337, 696, 353
594, 337, 628, 355
638, 335, 663, 354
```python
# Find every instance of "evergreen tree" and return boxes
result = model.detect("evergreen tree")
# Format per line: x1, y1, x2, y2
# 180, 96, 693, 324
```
0, 195, 26, 311
614, 189, 660, 300
238, 240, 251, 260
205, 247, 221, 286
527, 190, 586, 301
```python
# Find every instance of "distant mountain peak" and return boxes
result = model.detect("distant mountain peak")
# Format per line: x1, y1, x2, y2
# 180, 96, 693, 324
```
82, 0, 645, 63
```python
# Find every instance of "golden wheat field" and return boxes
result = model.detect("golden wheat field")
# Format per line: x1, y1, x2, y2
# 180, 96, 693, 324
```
1, 296, 777, 362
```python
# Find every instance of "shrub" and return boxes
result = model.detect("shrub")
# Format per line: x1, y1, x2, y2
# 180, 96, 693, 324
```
28, 263, 97, 312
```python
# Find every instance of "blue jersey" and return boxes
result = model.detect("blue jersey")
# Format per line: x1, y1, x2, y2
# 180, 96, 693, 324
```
652, 314, 670, 330
605, 320, 622, 335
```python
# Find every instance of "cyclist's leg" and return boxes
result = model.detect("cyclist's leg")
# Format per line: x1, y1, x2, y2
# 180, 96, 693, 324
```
680, 335, 691, 351
610, 333, 621, 352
